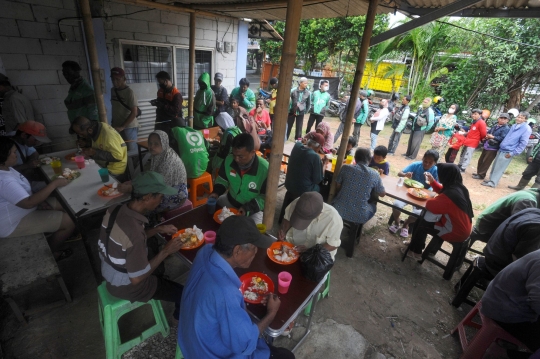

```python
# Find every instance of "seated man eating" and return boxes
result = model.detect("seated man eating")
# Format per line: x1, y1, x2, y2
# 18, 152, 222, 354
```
389, 149, 439, 238
178, 216, 294, 359
209, 133, 268, 224
71, 116, 127, 177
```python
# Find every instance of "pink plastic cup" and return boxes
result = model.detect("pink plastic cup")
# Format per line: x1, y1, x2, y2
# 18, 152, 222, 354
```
203, 129, 210, 139
278, 271, 292, 294
204, 231, 216, 244
75, 155, 85, 169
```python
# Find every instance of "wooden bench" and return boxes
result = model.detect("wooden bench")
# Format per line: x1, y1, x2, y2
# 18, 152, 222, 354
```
0, 233, 72, 323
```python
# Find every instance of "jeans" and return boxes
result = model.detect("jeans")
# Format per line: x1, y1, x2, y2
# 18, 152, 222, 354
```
334, 122, 345, 143
388, 130, 401, 153
487, 151, 513, 186
370, 132, 379, 151
120, 127, 139, 155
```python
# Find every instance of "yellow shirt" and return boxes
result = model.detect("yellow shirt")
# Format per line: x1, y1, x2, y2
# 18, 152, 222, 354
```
284, 200, 343, 260
269, 88, 278, 115
93, 123, 127, 175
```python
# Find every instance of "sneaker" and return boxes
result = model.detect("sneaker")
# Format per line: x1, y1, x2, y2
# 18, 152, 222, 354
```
282, 320, 295, 336
389, 224, 399, 233
400, 228, 409, 237
472, 174, 484, 180
481, 181, 496, 188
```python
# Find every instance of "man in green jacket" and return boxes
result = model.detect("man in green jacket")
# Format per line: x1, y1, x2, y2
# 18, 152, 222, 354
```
193, 72, 215, 130
388, 95, 411, 155
352, 90, 369, 145
209, 133, 268, 224
171, 125, 209, 179
230, 78, 256, 112
305, 80, 331, 133
62, 61, 98, 125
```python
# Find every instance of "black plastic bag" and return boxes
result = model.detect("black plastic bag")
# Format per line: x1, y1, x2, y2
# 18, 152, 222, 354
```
300, 244, 334, 282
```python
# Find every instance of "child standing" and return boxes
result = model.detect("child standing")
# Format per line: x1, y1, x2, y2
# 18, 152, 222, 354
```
445, 126, 466, 163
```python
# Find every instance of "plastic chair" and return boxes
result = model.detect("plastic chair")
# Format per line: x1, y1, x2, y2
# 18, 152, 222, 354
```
175, 344, 184, 359
97, 282, 170, 359
452, 256, 493, 308
451, 301, 530, 359
162, 199, 193, 220
187, 172, 213, 207
304, 271, 331, 316
468, 226, 490, 256
418, 236, 469, 280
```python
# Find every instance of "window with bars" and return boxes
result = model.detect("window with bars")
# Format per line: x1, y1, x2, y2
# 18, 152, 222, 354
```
122, 44, 173, 84
175, 48, 213, 95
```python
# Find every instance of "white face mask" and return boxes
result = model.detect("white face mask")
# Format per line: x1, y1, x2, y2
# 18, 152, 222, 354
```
448, 108, 455, 114
321, 85, 328, 91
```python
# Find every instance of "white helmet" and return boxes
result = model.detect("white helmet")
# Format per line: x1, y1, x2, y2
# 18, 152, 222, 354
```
507, 108, 519, 118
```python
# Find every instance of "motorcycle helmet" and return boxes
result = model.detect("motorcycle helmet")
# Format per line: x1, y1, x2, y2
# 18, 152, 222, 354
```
433, 96, 444, 104
482, 109, 491, 119
269, 77, 278, 85
366, 89, 373, 97
508, 108, 519, 118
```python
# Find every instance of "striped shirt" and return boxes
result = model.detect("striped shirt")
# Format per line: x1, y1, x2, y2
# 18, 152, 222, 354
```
98, 204, 156, 302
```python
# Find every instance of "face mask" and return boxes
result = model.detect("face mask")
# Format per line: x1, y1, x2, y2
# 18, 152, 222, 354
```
159, 83, 168, 90
448, 108, 455, 114
321, 85, 328, 91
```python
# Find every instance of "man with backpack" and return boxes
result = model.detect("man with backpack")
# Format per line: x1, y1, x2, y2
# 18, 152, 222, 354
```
403, 97, 434, 160
388, 95, 411, 155
333, 91, 368, 145
110, 67, 139, 154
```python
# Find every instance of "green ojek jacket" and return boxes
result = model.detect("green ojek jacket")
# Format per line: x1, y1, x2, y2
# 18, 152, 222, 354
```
193, 72, 216, 129
214, 154, 268, 215
356, 98, 369, 124
171, 126, 209, 179
311, 90, 331, 115
230, 87, 256, 112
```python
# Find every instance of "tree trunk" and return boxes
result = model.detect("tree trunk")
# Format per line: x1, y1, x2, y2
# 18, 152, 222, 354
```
526, 93, 540, 112
506, 83, 522, 109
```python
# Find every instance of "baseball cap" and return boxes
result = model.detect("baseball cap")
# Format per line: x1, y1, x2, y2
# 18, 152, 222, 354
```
289, 192, 324, 230
18, 121, 51, 143
214, 72, 224, 81
132, 171, 177, 196
310, 133, 325, 148
110, 67, 125, 79
217, 216, 274, 248
498, 113, 510, 119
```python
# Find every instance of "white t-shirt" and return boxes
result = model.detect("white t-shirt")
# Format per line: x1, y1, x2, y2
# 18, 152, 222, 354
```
7, 132, 37, 166
0, 168, 36, 237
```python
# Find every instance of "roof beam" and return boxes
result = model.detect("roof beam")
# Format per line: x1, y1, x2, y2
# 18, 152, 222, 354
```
189, 0, 335, 11
116, 0, 236, 19
399, 6, 540, 18
370, 0, 483, 46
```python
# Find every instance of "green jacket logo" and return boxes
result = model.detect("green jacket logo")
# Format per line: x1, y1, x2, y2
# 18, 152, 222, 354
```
248, 182, 257, 189
186, 132, 203, 147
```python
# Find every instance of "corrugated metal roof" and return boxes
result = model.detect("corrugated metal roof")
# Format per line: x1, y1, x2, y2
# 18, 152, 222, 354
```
405, 0, 530, 8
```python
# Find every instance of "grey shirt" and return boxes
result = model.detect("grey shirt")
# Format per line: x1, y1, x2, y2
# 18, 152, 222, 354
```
3, 89, 34, 132
481, 249, 540, 323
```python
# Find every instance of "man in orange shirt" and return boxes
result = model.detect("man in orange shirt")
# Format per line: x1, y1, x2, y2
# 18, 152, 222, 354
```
151, 71, 184, 141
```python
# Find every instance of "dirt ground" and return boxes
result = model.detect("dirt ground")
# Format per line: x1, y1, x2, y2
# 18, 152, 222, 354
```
0, 116, 529, 359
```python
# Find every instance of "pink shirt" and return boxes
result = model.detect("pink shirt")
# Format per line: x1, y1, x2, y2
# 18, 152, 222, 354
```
249, 108, 271, 127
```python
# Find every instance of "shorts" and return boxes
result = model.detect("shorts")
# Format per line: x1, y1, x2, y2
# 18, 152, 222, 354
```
393, 199, 423, 216
6, 198, 63, 238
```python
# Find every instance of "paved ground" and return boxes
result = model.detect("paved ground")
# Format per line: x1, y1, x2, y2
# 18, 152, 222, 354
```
1, 113, 527, 359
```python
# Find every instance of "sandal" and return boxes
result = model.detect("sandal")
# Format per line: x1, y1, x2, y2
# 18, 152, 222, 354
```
399, 228, 409, 237
55, 248, 73, 262
389, 224, 399, 234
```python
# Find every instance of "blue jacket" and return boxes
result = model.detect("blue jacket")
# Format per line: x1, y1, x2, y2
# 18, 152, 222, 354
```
483, 124, 510, 151
499, 123, 532, 157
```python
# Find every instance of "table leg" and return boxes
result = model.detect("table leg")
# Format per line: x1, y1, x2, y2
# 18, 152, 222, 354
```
78, 218, 102, 283
401, 209, 425, 262
292, 286, 321, 352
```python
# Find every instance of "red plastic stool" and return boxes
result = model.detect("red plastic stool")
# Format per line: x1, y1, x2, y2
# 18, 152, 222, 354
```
451, 301, 530, 359
187, 172, 213, 208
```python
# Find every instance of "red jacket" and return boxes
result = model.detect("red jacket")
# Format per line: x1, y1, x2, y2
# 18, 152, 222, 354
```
463, 119, 487, 148
426, 180, 472, 243
448, 132, 465, 150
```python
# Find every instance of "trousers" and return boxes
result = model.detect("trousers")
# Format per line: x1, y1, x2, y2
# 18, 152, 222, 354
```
522, 157, 540, 184
458, 146, 476, 170
306, 113, 324, 133
286, 114, 304, 140
405, 130, 425, 159
476, 149, 498, 178
388, 130, 402, 153
487, 151, 514, 186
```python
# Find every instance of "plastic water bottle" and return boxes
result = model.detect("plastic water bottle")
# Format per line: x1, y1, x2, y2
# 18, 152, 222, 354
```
397, 177, 404, 187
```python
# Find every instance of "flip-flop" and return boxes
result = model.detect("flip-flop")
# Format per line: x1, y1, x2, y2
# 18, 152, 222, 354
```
55, 248, 73, 262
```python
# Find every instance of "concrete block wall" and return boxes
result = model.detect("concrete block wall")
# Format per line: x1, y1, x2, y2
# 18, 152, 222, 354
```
0, 0, 87, 152
103, 1, 240, 91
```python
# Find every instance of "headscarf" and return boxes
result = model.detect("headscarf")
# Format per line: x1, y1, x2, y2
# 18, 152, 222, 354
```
215, 112, 235, 130
436, 163, 474, 222
316, 121, 334, 151
149, 130, 187, 187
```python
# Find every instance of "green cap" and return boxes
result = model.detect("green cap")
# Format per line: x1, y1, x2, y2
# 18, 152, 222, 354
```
132, 171, 177, 196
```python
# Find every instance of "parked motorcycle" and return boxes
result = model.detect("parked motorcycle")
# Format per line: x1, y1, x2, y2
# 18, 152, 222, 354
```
326, 99, 346, 117
525, 129, 540, 158
257, 88, 271, 101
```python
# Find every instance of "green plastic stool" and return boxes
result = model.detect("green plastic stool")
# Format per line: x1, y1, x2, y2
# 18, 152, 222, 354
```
304, 271, 331, 316
175, 344, 184, 358
97, 282, 170, 359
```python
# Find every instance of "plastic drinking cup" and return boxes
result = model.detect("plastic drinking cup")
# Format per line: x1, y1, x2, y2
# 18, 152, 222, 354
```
75, 155, 85, 169
51, 160, 62, 175
98, 168, 110, 183
207, 197, 217, 214
204, 231, 216, 244
278, 271, 292, 294
331, 158, 337, 171
256, 224, 266, 234
203, 129, 210, 139
346, 155, 353, 164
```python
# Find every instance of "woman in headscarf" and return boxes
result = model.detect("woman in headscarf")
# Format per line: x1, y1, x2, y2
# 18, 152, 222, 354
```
228, 98, 260, 151
119, 130, 188, 214
404, 163, 474, 260
303, 121, 334, 153
430, 104, 459, 162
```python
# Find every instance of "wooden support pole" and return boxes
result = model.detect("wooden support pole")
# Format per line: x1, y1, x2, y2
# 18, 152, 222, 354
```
327, 0, 379, 203
79, 0, 107, 123
188, 13, 195, 127
262, 0, 303, 229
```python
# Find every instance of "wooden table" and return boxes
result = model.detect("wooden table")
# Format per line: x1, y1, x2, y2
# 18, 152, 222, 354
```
137, 126, 221, 170
39, 149, 130, 279
377, 175, 436, 261
158, 205, 326, 350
